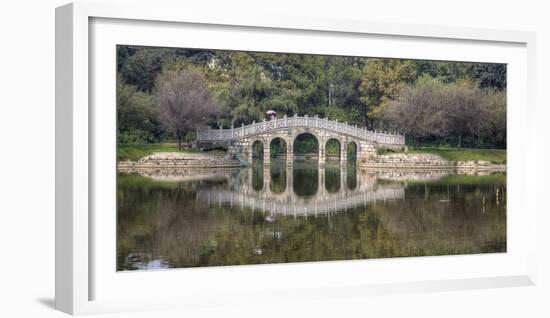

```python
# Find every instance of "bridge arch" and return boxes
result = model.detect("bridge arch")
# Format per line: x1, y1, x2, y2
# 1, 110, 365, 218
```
269, 137, 288, 158
347, 141, 358, 160
325, 138, 342, 161
293, 132, 319, 159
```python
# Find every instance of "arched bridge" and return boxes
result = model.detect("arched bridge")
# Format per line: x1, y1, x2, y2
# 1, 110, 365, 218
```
196, 114, 405, 164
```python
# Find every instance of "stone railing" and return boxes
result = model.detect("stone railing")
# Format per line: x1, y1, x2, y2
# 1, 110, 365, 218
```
197, 187, 405, 216
196, 114, 405, 145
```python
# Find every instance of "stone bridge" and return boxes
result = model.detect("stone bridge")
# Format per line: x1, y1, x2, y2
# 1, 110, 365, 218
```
196, 114, 405, 165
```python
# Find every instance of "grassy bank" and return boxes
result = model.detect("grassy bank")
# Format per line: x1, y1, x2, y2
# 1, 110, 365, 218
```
117, 143, 197, 161
378, 147, 506, 164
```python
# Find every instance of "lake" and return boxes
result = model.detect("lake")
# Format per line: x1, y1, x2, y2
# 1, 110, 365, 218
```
117, 159, 506, 271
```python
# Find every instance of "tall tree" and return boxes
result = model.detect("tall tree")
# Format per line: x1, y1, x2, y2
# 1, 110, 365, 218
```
381, 76, 448, 143
155, 68, 221, 149
116, 75, 161, 143
482, 89, 506, 148
359, 59, 417, 129
442, 81, 491, 148
471, 63, 507, 90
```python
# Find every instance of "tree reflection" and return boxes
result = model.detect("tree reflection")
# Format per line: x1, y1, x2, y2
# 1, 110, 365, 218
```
292, 160, 319, 196
117, 168, 506, 270
324, 162, 341, 193
251, 161, 264, 191
269, 159, 286, 193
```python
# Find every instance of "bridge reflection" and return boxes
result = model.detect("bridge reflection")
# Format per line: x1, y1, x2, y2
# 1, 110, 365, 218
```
197, 159, 405, 217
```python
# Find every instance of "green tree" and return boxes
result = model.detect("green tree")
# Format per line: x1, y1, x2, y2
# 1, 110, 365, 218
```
471, 63, 507, 90
119, 47, 176, 91
116, 45, 507, 149
414, 60, 473, 83
359, 59, 417, 129
480, 89, 507, 148
116, 75, 162, 143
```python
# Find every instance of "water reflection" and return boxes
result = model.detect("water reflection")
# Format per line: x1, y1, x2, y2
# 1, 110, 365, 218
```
325, 162, 341, 193
269, 160, 286, 194
347, 161, 357, 190
293, 161, 319, 197
117, 160, 506, 270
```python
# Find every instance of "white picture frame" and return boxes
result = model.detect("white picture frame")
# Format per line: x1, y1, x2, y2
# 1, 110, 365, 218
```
56, 1, 537, 315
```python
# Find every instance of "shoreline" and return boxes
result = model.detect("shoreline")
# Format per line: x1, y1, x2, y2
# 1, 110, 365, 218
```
117, 161, 506, 171
357, 163, 506, 171
117, 151, 506, 172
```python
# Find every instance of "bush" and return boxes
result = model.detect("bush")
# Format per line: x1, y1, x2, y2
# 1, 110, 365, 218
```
118, 128, 157, 144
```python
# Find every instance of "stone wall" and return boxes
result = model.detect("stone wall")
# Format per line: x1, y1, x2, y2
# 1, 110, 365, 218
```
117, 152, 241, 171
117, 149, 505, 172
360, 153, 505, 171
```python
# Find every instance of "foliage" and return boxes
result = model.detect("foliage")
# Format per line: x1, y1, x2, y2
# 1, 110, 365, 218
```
252, 140, 264, 159
347, 142, 358, 159
117, 170, 506, 270
118, 128, 158, 145
117, 46, 216, 92
117, 75, 164, 143
293, 133, 319, 154
471, 63, 507, 90
117, 46, 508, 150
156, 67, 221, 149
118, 47, 176, 92
325, 139, 341, 155
117, 143, 192, 161
270, 138, 287, 158
359, 59, 417, 128
480, 89, 507, 148
323, 106, 362, 126
381, 76, 505, 148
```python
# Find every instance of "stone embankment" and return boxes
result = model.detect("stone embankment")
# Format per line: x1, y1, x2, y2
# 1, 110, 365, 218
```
117, 152, 241, 172
117, 151, 505, 172
359, 153, 505, 171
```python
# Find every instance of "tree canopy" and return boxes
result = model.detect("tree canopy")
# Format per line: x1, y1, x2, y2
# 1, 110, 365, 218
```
155, 67, 220, 149
382, 76, 506, 148
117, 45, 507, 149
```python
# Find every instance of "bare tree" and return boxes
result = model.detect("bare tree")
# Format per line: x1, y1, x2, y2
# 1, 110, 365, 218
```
156, 68, 220, 150
382, 77, 448, 144
442, 82, 491, 148
383, 77, 493, 147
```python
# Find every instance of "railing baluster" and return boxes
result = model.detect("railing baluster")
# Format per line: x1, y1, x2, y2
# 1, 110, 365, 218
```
194, 115, 404, 145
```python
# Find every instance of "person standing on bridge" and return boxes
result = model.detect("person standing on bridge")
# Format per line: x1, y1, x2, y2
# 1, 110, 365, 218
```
266, 110, 277, 121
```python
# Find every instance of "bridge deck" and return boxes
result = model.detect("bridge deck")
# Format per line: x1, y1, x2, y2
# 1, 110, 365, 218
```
197, 115, 405, 145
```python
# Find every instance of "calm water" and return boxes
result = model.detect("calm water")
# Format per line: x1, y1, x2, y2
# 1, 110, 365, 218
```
117, 159, 506, 271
